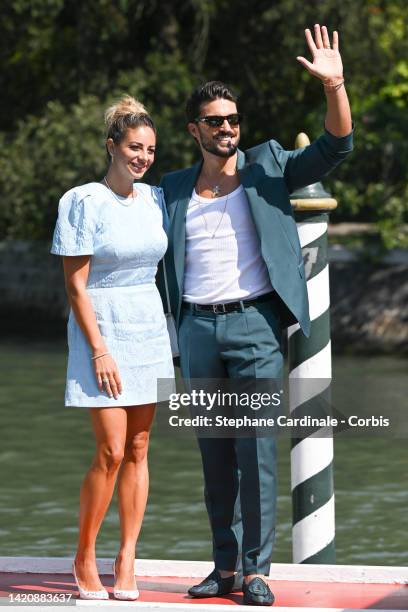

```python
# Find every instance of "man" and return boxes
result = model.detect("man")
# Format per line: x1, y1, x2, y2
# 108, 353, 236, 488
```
160, 25, 352, 606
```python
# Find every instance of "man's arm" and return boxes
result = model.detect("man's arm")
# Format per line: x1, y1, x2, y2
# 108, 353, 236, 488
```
270, 25, 353, 192
296, 24, 352, 136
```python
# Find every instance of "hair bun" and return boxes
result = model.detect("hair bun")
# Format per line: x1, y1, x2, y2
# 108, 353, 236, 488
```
105, 95, 148, 131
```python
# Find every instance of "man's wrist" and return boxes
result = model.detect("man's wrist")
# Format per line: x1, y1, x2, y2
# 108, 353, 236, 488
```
323, 77, 345, 92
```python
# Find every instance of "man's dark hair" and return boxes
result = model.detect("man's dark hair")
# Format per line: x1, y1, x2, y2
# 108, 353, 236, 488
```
186, 81, 238, 123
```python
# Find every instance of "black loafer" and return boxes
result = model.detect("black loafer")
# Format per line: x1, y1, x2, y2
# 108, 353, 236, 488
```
242, 577, 275, 606
188, 569, 235, 598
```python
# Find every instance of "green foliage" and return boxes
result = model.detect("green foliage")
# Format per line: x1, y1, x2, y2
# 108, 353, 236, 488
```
0, 50, 197, 240
0, 95, 104, 239
0, 0, 407, 246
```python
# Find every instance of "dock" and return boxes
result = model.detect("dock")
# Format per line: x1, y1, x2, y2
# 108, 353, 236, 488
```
1, 557, 407, 610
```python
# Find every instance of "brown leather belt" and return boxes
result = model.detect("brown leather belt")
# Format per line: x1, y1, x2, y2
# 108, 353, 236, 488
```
182, 291, 275, 314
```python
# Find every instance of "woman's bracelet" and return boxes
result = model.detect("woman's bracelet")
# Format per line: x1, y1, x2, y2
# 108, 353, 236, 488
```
323, 78, 345, 92
91, 352, 110, 361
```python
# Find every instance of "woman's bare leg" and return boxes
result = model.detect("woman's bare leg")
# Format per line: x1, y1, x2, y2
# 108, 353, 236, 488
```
74, 407, 127, 591
114, 403, 156, 590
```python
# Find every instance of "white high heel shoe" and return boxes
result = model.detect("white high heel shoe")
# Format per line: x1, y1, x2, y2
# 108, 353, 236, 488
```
113, 559, 140, 601
72, 561, 109, 600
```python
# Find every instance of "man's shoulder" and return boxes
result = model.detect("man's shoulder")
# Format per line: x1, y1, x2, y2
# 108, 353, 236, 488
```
244, 139, 283, 157
240, 140, 284, 168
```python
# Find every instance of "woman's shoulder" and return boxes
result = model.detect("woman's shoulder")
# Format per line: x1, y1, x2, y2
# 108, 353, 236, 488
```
58, 182, 108, 218
136, 182, 162, 197
51, 183, 104, 256
136, 182, 164, 208
60, 181, 105, 204
137, 183, 168, 230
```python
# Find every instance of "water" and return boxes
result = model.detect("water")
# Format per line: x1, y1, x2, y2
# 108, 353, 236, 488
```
0, 339, 407, 565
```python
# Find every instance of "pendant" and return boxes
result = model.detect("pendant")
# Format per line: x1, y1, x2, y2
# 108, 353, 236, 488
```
212, 185, 221, 197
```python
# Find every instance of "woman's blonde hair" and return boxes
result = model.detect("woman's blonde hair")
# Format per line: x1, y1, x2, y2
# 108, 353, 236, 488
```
105, 95, 155, 145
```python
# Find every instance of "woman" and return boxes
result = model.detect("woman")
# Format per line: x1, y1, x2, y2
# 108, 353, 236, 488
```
51, 95, 174, 600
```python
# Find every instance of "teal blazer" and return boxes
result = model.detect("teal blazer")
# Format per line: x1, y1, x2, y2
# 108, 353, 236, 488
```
159, 129, 353, 337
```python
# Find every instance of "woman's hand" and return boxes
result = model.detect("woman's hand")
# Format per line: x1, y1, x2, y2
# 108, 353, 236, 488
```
93, 353, 123, 400
296, 24, 344, 87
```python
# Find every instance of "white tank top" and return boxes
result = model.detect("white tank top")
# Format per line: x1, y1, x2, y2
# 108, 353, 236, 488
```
183, 185, 273, 304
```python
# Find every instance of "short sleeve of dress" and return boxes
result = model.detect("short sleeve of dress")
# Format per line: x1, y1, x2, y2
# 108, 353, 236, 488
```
50, 189, 95, 256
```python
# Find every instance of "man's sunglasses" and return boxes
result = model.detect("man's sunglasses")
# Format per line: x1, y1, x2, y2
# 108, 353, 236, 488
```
194, 113, 243, 128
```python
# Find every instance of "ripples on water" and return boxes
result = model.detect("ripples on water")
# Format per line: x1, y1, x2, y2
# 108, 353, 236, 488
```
0, 340, 407, 565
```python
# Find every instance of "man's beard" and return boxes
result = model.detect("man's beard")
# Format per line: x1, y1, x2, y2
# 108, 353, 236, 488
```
200, 133, 239, 158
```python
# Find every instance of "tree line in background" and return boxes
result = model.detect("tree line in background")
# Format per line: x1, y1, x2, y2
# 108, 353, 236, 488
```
0, 0, 407, 247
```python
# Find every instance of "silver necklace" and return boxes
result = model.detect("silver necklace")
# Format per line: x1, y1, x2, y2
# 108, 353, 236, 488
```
195, 187, 230, 239
103, 176, 135, 206
201, 173, 226, 198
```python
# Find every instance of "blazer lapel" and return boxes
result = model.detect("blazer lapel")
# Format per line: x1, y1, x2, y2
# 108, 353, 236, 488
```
238, 147, 286, 248
237, 148, 266, 237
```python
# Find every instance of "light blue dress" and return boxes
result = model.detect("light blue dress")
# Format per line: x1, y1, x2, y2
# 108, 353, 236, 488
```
51, 182, 174, 407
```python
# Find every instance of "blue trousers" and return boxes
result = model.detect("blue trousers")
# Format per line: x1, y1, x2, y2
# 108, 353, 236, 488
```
179, 297, 283, 576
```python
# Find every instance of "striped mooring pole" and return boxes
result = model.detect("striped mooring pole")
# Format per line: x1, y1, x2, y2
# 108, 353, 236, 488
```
288, 132, 337, 564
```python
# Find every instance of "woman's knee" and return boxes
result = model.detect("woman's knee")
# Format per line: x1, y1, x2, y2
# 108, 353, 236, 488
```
94, 441, 124, 473
125, 431, 150, 463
